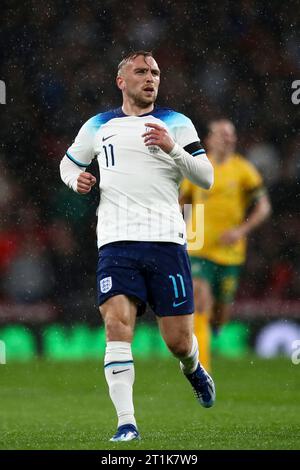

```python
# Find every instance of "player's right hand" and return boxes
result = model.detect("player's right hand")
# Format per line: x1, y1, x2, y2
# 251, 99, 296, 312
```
77, 172, 97, 194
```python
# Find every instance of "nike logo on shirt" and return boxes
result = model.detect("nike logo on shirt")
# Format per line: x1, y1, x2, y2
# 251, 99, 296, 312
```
112, 368, 130, 375
102, 134, 116, 142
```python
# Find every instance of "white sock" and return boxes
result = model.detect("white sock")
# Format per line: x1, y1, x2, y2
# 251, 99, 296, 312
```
179, 334, 199, 374
104, 341, 136, 428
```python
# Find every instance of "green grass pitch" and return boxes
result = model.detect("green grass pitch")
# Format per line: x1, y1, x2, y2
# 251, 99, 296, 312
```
0, 356, 299, 450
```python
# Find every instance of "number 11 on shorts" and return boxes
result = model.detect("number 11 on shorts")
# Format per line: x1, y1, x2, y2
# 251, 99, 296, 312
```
169, 274, 186, 299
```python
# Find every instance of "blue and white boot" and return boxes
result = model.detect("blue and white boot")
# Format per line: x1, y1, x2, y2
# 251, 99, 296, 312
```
181, 362, 216, 408
110, 424, 140, 442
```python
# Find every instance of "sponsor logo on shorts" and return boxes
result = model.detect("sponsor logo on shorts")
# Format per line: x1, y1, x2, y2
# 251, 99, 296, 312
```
173, 300, 188, 308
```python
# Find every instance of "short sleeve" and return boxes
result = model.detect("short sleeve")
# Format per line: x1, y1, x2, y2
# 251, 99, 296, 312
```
242, 160, 263, 192
65, 115, 100, 168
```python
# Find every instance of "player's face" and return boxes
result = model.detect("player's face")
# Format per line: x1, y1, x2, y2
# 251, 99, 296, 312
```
118, 55, 160, 108
207, 122, 237, 154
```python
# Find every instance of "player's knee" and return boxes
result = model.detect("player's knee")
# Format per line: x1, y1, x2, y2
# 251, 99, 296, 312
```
166, 337, 191, 358
103, 312, 133, 342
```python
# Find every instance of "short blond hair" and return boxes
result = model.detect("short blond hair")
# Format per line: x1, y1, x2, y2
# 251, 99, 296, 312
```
117, 50, 153, 75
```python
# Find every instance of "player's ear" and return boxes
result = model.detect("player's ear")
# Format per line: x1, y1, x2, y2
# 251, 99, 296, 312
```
116, 75, 124, 91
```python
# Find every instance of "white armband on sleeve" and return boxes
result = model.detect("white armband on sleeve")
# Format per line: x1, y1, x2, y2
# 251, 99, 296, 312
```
60, 155, 85, 193
169, 143, 214, 189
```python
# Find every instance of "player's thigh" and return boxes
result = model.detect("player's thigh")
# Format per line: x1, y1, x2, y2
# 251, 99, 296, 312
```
100, 294, 138, 324
100, 294, 138, 342
193, 278, 213, 312
157, 313, 194, 356
189, 257, 214, 311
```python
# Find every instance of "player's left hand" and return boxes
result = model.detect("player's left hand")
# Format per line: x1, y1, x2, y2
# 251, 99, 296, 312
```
142, 122, 175, 154
219, 228, 245, 245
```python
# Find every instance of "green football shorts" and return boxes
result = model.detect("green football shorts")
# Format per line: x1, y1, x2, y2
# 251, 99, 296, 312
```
189, 256, 242, 304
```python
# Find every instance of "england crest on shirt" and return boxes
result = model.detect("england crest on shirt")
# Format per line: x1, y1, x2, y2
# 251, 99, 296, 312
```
100, 276, 112, 293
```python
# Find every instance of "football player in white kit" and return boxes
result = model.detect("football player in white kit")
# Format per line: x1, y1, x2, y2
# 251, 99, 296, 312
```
60, 51, 215, 442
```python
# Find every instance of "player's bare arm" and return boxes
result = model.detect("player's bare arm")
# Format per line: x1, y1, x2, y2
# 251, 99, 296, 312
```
220, 194, 271, 245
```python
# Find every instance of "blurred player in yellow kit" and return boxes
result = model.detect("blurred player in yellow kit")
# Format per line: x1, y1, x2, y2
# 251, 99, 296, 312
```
180, 119, 271, 370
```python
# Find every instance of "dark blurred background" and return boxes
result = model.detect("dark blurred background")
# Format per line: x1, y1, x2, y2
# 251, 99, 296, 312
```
0, 0, 299, 335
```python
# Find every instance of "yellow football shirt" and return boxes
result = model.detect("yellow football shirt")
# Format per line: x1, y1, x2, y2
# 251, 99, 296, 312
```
181, 153, 263, 265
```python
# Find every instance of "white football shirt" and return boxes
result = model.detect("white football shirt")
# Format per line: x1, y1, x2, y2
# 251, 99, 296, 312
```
65, 107, 204, 248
